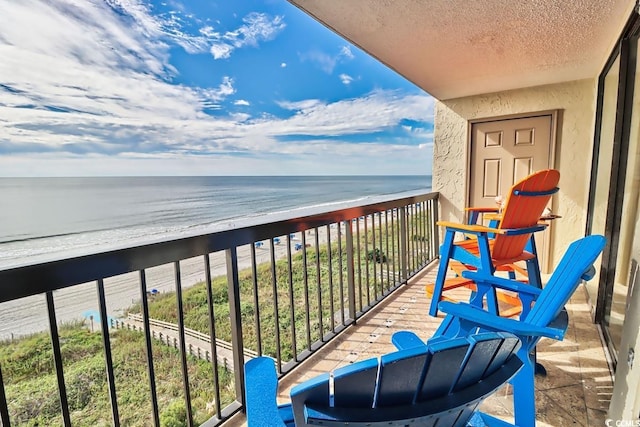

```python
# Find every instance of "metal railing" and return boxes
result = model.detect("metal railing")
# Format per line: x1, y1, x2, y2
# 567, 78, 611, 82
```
0, 191, 439, 427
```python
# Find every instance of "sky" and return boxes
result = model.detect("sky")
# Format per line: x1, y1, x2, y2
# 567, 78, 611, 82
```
0, 0, 434, 177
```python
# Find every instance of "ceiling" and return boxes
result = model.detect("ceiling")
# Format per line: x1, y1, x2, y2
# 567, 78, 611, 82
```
288, 0, 635, 100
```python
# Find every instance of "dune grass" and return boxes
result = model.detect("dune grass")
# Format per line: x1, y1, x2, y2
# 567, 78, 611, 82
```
0, 212, 431, 426
0, 322, 230, 426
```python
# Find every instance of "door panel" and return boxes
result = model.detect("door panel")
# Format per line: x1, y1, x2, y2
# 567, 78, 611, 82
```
514, 157, 534, 182
483, 160, 501, 197
470, 114, 554, 271
470, 115, 552, 207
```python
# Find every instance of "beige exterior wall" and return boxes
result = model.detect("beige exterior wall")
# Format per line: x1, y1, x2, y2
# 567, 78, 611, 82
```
433, 79, 597, 269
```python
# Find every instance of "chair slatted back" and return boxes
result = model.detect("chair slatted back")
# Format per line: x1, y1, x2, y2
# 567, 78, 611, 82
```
493, 169, 560, 260
290, 333, 522, 427
525, 235, 606, 328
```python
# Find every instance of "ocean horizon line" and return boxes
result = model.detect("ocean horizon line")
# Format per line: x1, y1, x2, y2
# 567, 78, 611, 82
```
0, 173, 431, 179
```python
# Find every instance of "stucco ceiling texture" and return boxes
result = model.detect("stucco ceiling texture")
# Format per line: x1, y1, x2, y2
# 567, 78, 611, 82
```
289, 0, 635, 100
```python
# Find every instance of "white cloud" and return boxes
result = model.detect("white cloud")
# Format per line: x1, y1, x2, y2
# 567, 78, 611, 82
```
230, 112, 251, 122
198, 77, 236, 108
299, 44, 355, 74
0, 1, 239, 151
199, 26, 219, 38
98, 3, 285, 59
281, 62, 287, 68
269, 90, 434, 136
0, 0, 433, 176
235, 12, 285, 46
210, 12, 285, 60
276, 99, 324, 111
340, 46, 354, 60
210, 43, 234, 60
0, 146, 432, 176
299, 51, 336, 73
339, 74, 354, 85
0, 0, 173, 77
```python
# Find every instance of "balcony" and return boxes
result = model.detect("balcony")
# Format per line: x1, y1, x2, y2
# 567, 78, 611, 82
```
0, 192, 612, 426
240, 264, 613, 427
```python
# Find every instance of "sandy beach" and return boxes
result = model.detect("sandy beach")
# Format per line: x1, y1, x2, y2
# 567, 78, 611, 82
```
0, 225, 347, 340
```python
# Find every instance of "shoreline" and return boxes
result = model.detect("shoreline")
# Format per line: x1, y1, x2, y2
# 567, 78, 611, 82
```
0, 226, 343, 340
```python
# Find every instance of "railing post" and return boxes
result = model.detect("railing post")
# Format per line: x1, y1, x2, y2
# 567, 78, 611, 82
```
345, 219, 357, 323
399, 206, 408, 282
226, 247, 246, 406
138, 270, 160, 427
173, 261, 193, 427
0, 365, 10, 427
46, 292, 72, 427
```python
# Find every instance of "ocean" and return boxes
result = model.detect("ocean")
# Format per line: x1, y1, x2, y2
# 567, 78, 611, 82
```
0, 175, 431, 338
0, 175, 431, 268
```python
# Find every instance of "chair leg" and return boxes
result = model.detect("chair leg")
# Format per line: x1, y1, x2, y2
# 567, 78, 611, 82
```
512, 350, 537, 427
429, 231, 455, 317
522, 256, 544, 375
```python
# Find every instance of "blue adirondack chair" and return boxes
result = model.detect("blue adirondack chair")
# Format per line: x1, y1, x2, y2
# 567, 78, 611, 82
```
394, 234, 606, 427
245, 332, 523, 427
427, 169, 560, 317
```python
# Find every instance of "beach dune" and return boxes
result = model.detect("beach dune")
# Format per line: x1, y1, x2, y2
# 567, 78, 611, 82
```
0, 226, 343, 340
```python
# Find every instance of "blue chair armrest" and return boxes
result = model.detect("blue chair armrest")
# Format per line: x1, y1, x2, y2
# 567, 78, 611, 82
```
499, 224, 547, 235
438, 222, 502, 236
392, 330, 427, 350
461, 271, 543, 297
438, 301, 567, 340
438, 222, 546, 237
244, 357, 287, 427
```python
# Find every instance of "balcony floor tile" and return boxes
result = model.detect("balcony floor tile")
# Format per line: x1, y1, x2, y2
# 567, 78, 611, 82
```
229, 261, 613, 427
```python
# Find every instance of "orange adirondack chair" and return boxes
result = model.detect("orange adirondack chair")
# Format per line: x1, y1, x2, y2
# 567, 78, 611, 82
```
427, 169, 560, 317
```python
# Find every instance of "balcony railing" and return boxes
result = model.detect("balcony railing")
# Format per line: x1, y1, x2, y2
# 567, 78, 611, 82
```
0, 191, 439, 427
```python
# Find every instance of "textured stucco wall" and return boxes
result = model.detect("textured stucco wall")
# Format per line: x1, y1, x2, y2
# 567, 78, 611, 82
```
433, 79, 597, 269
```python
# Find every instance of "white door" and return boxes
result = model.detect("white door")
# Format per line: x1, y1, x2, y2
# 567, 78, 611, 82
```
469, 113, 555, 271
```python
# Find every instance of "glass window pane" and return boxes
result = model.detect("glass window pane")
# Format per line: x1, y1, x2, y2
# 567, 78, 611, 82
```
605, 40, 640, 353
588, 55, 620, 301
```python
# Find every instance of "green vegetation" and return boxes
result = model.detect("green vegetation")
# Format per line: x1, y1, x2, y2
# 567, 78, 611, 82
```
0, 209, 432, 426
367, 248, 388, 263
0, 322, 230, 426
134, 213, 431, 362
131, 241, 353, 362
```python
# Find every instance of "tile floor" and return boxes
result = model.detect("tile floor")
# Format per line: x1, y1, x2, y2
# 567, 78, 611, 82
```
228, 262, 614, 426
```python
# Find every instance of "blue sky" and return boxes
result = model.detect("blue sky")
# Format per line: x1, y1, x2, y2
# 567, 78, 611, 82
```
0, 0, 434, 176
